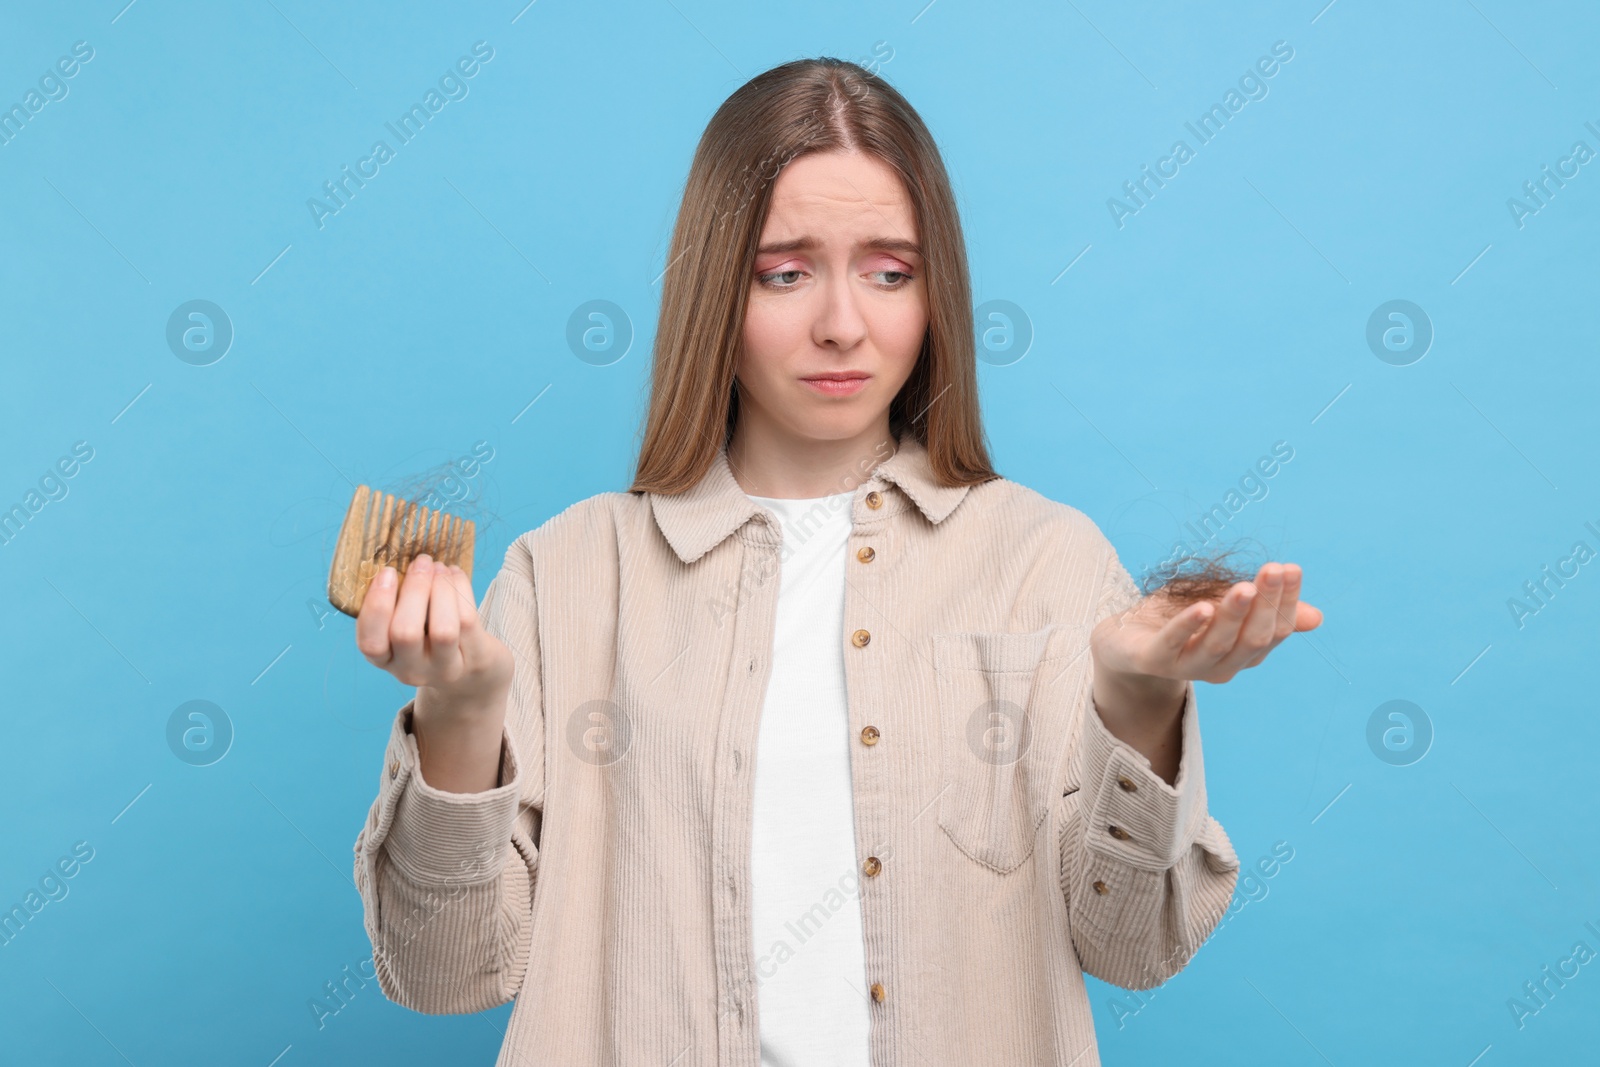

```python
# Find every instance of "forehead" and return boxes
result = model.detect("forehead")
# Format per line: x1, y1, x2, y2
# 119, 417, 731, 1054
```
762, 150, 916, 234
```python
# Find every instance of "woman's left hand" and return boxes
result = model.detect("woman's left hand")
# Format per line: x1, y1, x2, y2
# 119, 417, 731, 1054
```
1091, 561, 1323, 686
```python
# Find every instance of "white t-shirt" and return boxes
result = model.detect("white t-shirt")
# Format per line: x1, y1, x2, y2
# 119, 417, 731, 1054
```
745, 489, 872, 1067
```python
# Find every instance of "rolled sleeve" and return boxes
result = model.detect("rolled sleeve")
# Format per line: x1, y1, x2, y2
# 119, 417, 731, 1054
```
1062, 681, 1239, 988
350, 537, 546, 1015
359, 698, 524, 889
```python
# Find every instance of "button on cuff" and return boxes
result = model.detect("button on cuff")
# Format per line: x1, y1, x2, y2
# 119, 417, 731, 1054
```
1069, 851, 1169, 946
1081, 679, 1207, 870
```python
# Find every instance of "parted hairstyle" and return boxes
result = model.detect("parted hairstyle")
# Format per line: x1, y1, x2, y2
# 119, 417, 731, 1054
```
627, 55, 997, 495
626, 56, 1252, 610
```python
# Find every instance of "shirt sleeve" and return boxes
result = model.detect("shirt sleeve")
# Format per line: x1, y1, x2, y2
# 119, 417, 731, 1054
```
1058, 539, 1240, 990
351, 535, 547, 1013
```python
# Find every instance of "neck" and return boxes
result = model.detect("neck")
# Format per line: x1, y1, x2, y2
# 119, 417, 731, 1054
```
726, 417, 898, 499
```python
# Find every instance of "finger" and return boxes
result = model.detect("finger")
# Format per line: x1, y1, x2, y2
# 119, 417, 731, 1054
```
1217, 563, 1285, 673
388, 555, 437, 680
1239, 566, 1312, 667
1272, 563, 1303, 641
355, 565, 400, 666
1246, 570, 1289, 665
442, 565, 496, 673
441, 564, 480, 632
1296, 601, 1324, 631
427, 562, 462, 661
1156, 600, 1216, 665
1185, 581, 1256, 665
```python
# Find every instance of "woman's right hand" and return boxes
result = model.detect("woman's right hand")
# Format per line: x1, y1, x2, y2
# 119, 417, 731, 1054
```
356, 553, 515, 714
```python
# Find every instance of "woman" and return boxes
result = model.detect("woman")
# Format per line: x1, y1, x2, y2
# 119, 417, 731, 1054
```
351, 56, 1321, 1066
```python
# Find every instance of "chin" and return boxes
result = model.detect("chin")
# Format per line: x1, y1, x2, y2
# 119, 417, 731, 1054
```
790, 416, 878, 444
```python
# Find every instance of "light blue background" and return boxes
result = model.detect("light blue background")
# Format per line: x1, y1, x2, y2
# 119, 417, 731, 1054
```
3, 1, 1597, 1064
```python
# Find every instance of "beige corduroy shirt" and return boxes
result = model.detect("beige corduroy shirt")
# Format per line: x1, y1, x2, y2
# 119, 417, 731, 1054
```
352, 433, 1241, 1066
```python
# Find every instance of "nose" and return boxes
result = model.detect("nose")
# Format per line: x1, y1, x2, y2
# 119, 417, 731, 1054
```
811, 267, 869, 351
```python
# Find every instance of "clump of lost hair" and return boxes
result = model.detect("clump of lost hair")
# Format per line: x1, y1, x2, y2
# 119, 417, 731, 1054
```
1139, 548, 1259, 610
361, 456, 498, 568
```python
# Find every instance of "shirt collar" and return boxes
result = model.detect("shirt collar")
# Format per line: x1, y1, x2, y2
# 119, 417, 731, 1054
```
647, 434, 971, 564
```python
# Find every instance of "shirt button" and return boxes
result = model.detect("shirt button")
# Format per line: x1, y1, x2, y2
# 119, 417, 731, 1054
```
870, 981, 886, 1003
1108, 825, 1131, 841
856, 546, 876, 563
860, 726, 880, 746
1116, 775, 1137, 792
863, 856, 882, 877
865, 491, 883, 509
388, 758, 400, 780
851, 628, 871, 648
1092, 879, 1109, 895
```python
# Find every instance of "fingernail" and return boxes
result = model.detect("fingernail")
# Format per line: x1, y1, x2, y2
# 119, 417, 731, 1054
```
376, 566, 396, 589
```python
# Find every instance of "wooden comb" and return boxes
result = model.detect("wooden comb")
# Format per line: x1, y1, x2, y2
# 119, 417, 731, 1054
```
326, 485, 475, 618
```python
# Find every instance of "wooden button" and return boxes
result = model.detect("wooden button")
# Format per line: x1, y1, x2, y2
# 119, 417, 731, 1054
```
851, 629, 871, 648
1116, 775, 1137, 792
388, 758, 400, 780
1092, 879, 1109, 895
863, 856, 882, 877
860, 725, 880, 746
865, 491, 883, 509
1108, 825, 1130, 841
870, 981, 886, 1003
856, 546, 875, 563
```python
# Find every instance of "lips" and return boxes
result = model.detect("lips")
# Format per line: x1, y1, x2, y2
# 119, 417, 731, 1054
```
800, 372, 870, 397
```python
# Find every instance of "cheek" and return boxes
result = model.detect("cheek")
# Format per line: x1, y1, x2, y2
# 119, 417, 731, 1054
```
741, 301, 780, 359
873, 303, 927, 381
737, 307, 793, 395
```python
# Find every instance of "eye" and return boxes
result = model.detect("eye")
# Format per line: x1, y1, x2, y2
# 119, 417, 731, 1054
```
756, 269, 806, 289
754, 266, 917, 291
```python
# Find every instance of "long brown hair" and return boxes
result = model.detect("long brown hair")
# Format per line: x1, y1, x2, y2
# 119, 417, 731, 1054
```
628, 56, 998, 495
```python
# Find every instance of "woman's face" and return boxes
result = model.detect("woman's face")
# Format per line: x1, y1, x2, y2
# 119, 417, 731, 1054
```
735, 149, 928, 447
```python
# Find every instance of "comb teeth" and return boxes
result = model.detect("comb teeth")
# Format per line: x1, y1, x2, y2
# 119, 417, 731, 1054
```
327, 485, 476, 618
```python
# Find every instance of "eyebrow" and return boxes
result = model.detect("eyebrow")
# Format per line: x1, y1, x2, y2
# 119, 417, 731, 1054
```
756, 236, 923, 259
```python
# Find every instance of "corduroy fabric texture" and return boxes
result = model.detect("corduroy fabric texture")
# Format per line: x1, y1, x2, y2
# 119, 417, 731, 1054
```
352, 433, 1241, 1066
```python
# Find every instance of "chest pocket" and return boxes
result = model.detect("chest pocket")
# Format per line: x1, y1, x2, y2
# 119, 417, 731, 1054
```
932, 624, 1095, 874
